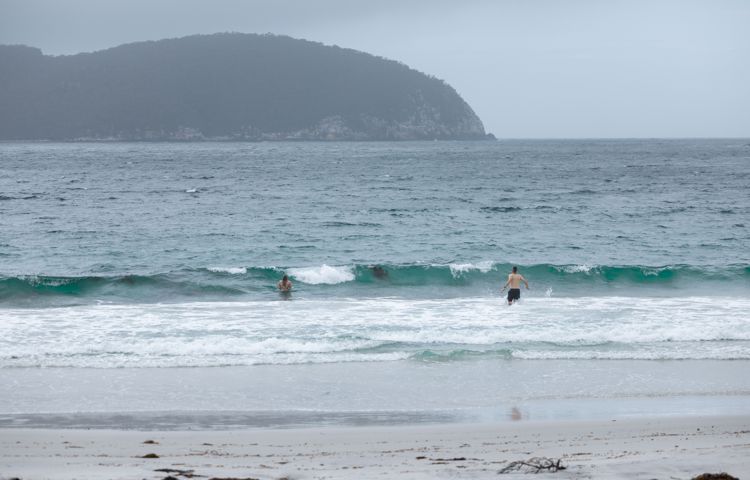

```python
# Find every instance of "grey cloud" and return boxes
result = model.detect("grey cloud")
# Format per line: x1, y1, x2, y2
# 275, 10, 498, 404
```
1, 0, 748, 137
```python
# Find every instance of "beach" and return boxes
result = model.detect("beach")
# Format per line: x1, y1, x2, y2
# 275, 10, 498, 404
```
2, 415, 748, 479
1, 360, 749, 478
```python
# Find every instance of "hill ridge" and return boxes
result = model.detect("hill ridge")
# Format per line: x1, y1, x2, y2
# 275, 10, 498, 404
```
0, 33, 490, 141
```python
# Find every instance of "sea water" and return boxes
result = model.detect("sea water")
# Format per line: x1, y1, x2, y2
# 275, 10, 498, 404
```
0, 140, 749, 425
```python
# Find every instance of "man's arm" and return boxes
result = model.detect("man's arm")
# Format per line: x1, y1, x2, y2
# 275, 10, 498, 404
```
521, 275, 529, 289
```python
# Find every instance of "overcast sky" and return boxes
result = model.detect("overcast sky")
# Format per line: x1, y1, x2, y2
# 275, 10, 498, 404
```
2, 0, 749, 138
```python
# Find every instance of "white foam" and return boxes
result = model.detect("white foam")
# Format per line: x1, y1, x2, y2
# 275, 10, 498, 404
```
448, 261, 495, 277
287, 264, 354, 284
1, 296, 749, 368
21, 275, 71, 287
558, 264, 596, 274
642, 267, 667, 276
207, 266, 247, 275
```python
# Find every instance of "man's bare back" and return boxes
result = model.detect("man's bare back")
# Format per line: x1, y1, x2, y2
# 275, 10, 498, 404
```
501, 267, 529, 304
506, 273, 527, 289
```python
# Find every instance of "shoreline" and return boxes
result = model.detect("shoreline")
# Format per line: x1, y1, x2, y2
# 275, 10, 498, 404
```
3, 360, 749, 424
1, 415, 747, 479
2, 394, 750, 430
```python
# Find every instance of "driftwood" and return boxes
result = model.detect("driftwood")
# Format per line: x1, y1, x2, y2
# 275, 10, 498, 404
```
499, 457, 566, 474
153, 469, 262, 480
155, 468, 200, 477
207, 477, 260, 480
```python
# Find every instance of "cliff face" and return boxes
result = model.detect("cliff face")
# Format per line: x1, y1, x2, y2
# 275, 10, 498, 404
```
0, 34, 490, 141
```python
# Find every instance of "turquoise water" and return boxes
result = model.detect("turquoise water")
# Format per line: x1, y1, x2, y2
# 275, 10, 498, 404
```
0, 140, 749, 368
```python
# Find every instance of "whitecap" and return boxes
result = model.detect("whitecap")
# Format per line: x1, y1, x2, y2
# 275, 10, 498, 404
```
208, 266, 247, 275
448, 261, 495, 277
559, 264, 596, 274
642, 267, 667, 276
287, 265, 355, 284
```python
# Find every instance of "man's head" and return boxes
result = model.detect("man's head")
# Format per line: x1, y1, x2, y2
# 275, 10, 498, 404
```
282, 275, 288, 282
512, 266, 518, 273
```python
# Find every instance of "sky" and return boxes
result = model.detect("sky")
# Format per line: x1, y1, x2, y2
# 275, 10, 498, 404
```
1, 0, 749, 138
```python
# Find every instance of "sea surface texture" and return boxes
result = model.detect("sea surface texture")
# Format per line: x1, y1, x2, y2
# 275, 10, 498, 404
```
1, 140, 749, 370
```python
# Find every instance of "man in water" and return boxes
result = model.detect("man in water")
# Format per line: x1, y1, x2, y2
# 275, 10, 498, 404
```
501, 266, 529, 305
277, 275, 293, 292
370, 265, 388, 279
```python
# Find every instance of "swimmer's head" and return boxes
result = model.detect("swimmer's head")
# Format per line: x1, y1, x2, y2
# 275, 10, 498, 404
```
512, 266, 517, 273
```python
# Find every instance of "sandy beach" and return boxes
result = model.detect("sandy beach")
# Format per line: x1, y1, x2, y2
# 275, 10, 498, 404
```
1, 415, 748, 480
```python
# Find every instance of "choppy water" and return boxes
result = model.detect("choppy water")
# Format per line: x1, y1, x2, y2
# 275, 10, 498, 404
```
1, 140, 749, 367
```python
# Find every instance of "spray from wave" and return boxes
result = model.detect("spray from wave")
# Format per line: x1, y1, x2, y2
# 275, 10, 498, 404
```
207, 266, 247, 275
286, 265, 355, 284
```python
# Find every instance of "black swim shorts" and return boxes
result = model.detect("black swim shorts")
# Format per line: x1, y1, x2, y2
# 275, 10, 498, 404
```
507, 288, 521, 301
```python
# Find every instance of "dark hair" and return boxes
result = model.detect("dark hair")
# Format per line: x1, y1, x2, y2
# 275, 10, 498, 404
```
282, 275, 288, 281
512, 266, 517, 273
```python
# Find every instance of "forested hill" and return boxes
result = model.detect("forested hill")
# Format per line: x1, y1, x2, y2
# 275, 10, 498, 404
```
0, 33, 491, 141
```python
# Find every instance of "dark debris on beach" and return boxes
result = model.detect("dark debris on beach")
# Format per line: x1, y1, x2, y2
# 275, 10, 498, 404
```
692, 474, 739, 480
498, 457, 566, 474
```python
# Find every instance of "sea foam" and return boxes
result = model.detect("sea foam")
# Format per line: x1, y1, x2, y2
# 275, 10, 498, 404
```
208, 266, 247, 275
2, 296, 749, 368
287, 265, 355, 284
448, 261, 495, 277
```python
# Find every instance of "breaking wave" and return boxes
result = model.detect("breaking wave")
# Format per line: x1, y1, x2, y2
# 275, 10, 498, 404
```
0, 263, 747, 305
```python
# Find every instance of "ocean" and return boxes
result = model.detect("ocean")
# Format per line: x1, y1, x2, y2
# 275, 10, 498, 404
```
1, 139, 749, 426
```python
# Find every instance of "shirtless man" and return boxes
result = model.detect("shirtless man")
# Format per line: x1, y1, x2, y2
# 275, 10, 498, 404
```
501, 266, 529, 305
277, 275, 293, 292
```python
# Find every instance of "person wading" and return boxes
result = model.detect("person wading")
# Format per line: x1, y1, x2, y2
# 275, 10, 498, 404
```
277, 275, 293, 292
501, 266, 529, 305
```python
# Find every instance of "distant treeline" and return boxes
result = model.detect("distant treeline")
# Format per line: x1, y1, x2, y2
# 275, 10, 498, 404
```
0, 33, 490, 141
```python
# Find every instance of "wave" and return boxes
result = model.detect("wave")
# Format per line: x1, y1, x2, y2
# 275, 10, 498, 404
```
340, 263, 748, 285
295, 262, 744, 288
0, 263, 747, 304
0, 273, 251, 304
